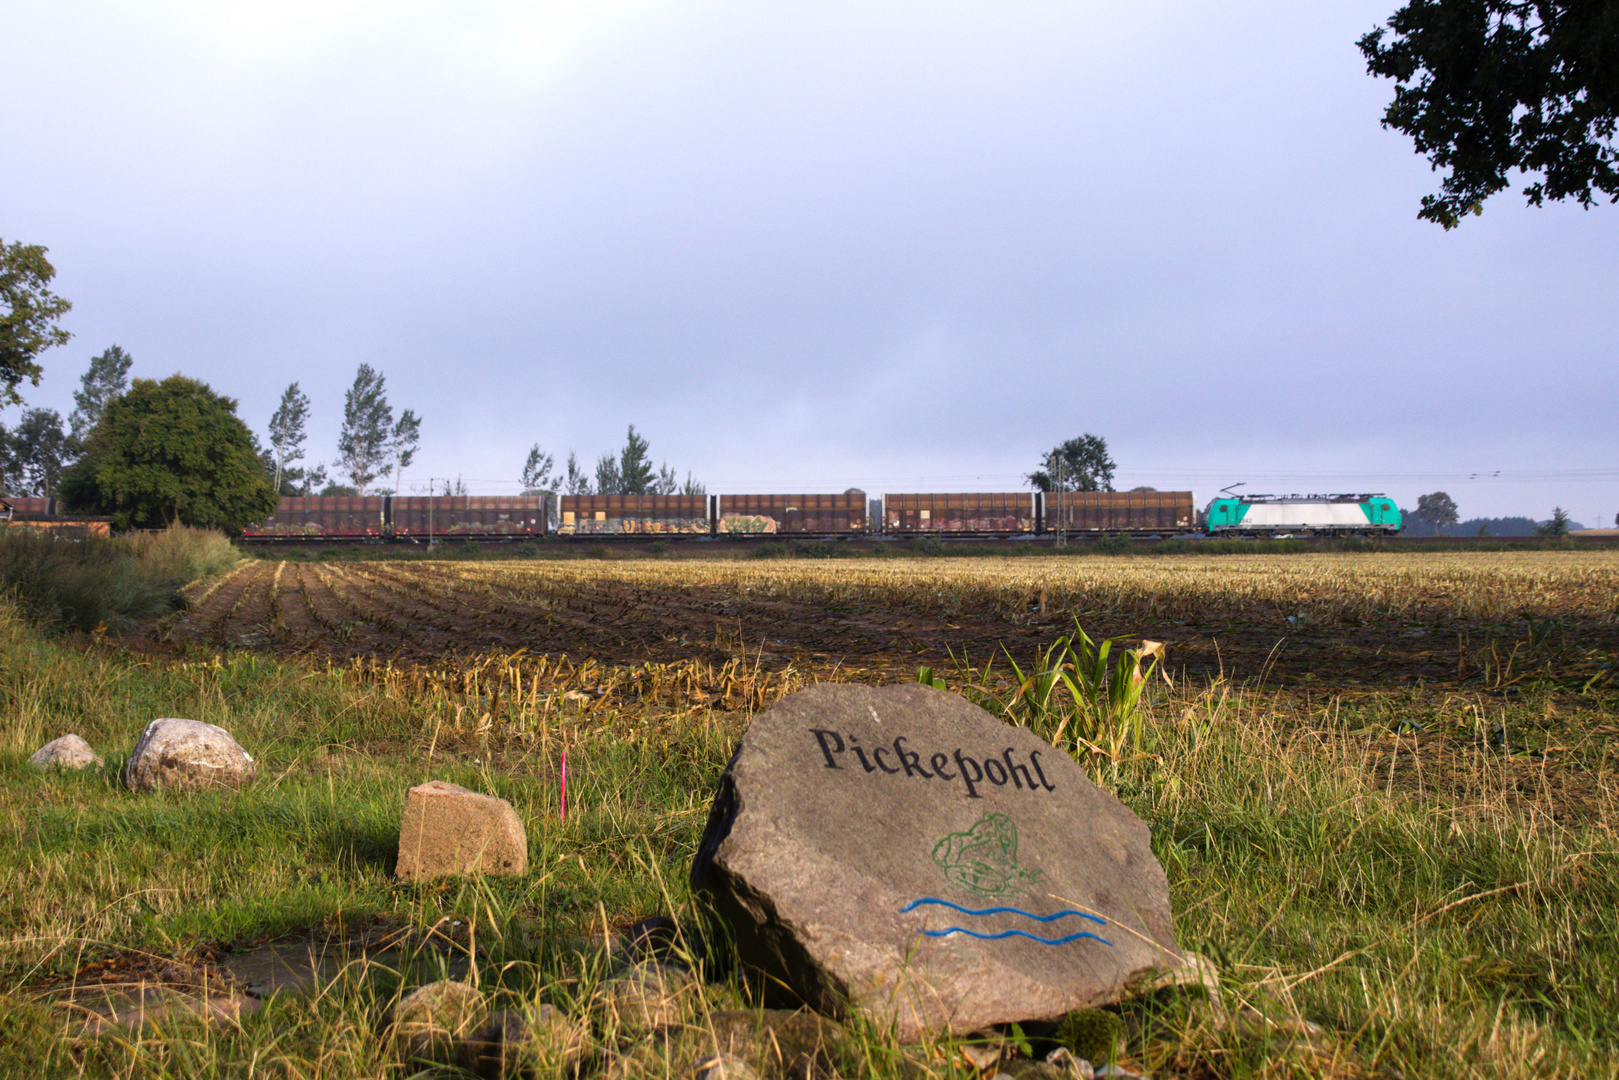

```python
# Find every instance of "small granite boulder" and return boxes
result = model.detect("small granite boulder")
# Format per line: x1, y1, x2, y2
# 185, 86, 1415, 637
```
29, 734, 103, 771
599, 960, 695, 1031
124, 719, 256, 793
396, 781, 527, 881
691, 683, 1182, 1040
463, 1004, 590, 1078
394, 980, 488, 1063
695, 1009, 849, 1079
695, 1053, 764, 1080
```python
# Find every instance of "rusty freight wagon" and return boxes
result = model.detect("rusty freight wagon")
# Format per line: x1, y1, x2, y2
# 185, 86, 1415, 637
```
558, 494, 710, 535
391, 496, 547, 538
0, 498, 114, 538
1039, 490, 1195, 533
716, 493, 866, 535
883, 493, 1037, 534
241, 495, 549, 540
243, 497, 388, 538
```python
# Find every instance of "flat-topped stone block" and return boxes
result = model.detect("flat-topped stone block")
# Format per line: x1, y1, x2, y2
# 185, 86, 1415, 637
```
396, 781, 527, 881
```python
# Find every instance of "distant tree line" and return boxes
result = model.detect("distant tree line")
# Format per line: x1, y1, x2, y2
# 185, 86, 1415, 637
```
523, 425, 703, 498
13, 239, 1600, 536
1403, 491, 1585, 536
1, 243, 437, 530
0, 342, 428, 529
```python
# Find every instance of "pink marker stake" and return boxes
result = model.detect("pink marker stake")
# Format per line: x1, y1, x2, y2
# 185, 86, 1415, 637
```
560, 750, 568, 822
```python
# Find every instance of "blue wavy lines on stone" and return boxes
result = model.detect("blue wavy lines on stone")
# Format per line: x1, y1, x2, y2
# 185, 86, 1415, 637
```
900, 897, 1108, 925
919, 926, 1113, 946
900, 897, 1113, 947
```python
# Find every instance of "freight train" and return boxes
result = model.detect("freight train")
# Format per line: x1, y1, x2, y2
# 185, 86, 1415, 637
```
237, 489, 1401, 541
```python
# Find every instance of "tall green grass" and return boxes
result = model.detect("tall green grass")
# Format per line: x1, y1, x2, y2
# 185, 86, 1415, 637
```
0, 592, 1614, 1076
0, 524, 238, 633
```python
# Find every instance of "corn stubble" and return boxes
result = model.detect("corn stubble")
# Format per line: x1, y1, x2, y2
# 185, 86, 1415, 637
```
0, 551, 1614, 1078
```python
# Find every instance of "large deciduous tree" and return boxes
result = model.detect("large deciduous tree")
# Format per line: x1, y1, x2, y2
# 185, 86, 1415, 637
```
0, 426, 15, 494
0, 239, 73, 406
562, 451, 591, 495
267, 382, 310, 495
1026, 434, 1116, 492
1360, 1, 1619, 228
1537, 506, 1573, 535
58, 375, 278, 532
585, 426, 703, 495
593, 451, 622, 495
0, 409, 71, 498
1412, 490, 1461, 529
11, 409, 70, 497
337, 364, 391, 494
68, 345, 133, 446
387, 408, 420, 497
617, 424, 656, 494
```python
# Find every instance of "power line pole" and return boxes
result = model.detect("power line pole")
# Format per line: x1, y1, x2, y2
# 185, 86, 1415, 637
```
1054, 454, 1066, 548
428, 478, 440, 547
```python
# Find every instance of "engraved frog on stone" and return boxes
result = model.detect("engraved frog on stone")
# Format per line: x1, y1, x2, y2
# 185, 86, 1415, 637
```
931, 812, 1043, 898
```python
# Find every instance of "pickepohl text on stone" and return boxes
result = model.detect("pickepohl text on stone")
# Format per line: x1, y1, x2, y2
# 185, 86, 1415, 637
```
809, 729, 1058, 799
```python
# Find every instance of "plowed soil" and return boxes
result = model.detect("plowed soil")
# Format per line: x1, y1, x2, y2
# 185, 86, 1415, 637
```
153, 557, 1619, 696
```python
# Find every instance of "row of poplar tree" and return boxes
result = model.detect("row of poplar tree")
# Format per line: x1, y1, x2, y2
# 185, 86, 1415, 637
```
0, 343, 703, 529
0, 348, 422, 504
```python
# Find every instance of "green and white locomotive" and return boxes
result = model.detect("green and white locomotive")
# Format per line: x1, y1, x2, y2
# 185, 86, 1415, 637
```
1204, 493, 1402, 536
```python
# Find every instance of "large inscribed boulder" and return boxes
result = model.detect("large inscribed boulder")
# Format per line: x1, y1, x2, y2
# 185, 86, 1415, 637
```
690, 683, 1181, 1040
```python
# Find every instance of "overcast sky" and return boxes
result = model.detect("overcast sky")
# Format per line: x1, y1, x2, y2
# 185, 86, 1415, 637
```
5, 1, 1615, 523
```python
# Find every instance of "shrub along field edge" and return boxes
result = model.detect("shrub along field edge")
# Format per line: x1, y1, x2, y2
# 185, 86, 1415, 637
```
0, 524, 238, 634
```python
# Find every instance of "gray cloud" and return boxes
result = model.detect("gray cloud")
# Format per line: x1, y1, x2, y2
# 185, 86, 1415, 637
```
4, 1, 1615, 522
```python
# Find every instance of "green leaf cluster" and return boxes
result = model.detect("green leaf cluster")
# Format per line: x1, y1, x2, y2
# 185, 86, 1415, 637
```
919, 620, 1166, 763
1360, 1, 1619, 228
0, 239, 73, 406
1026, 433, 1115, 493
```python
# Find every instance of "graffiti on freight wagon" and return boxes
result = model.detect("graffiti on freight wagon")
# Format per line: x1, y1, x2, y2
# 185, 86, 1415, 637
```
557, 515, 709, 536
716, 515, 778, 535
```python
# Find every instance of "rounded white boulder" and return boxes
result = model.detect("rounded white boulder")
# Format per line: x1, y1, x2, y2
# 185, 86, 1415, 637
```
29, 734, 103, 771
124, 718, 257, 793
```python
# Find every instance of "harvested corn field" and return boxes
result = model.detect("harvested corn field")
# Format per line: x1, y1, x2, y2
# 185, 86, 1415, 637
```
141, 549, 1619, 828
157, 551, 1619, 692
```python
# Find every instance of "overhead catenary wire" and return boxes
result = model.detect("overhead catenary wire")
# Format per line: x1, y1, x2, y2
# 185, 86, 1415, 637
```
396, 467, 1619, 494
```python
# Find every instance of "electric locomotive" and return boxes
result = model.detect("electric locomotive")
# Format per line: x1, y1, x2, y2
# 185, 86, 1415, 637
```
1204, 493, 1401, 536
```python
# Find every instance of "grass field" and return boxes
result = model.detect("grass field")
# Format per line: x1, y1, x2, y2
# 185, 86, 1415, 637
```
1, 549, 1615, 1078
